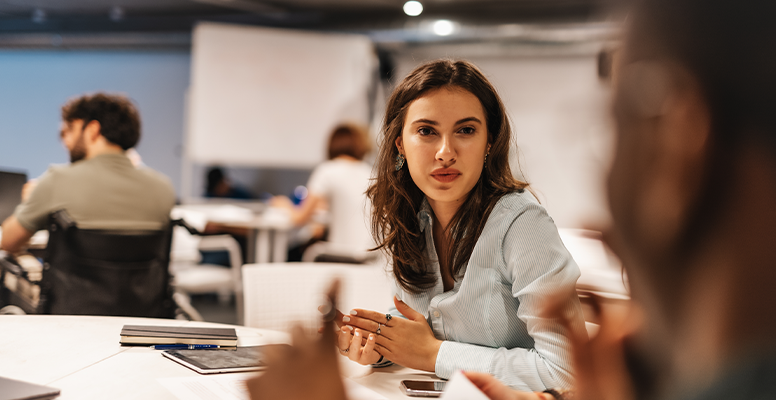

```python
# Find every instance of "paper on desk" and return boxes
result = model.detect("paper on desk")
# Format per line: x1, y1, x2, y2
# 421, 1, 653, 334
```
159, 374, 249, 400
158, 375, 385, 400
439, 370, 489, 400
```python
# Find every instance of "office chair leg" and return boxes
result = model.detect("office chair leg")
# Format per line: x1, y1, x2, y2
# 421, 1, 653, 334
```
172, 292, 204, 321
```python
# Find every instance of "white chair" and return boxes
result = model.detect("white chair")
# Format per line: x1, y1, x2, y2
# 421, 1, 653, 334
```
170, 234, 244, 324
169, 207, 245, 324
241, 262, 394, 332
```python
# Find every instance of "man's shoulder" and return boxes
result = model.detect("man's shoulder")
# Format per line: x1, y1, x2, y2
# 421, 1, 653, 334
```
135, 166, 174, 190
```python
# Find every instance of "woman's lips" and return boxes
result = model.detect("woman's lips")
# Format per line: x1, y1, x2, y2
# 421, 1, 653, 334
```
431, 168, 461, 183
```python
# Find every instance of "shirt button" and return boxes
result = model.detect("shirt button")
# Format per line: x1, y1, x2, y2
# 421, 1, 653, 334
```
433, 311, 440, 318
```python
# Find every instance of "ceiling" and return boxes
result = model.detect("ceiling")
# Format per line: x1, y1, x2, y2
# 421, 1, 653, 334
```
0, 0, 620, 34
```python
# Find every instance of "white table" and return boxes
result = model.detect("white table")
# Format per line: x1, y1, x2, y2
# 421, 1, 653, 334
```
0, 315, 437, 400
174, 203, 292, 264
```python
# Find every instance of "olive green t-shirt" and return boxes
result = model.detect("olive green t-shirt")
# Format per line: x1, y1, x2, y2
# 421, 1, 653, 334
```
14, 153, 176, 232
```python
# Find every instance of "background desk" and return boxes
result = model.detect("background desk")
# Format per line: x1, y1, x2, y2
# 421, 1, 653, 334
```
0, 315, 437, 400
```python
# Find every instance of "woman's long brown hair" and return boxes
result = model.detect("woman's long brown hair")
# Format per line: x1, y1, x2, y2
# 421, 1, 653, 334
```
367, 59, 529, 293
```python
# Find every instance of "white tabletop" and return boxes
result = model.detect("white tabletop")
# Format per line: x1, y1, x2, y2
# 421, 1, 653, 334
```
0, 315, 436, 400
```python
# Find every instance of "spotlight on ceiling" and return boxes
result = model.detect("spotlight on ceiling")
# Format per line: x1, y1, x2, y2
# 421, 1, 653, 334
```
432, 20, 457, 36
109, 6, 125, 22
32, 8, 46, 24
403, 1, 423, 17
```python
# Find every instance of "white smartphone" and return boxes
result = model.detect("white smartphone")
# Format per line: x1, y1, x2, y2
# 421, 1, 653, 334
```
400, 380, 447, 397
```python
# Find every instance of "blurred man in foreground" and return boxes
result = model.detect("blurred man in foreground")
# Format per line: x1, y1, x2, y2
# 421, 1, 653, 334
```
1, 93, 175, 253
247, 0, 776, 399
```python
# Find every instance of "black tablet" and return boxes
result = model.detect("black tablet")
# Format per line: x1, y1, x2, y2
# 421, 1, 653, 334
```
161, 345, 289, 374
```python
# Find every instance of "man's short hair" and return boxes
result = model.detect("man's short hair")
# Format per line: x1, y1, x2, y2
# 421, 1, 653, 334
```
61, 93, 141, 150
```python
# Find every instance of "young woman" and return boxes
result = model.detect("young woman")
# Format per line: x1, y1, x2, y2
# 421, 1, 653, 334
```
334, 59, 586, 392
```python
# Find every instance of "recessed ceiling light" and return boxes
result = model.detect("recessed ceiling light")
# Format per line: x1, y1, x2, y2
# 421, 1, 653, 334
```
32, 8, 46, 24
403, 1, 423, 17
109, 6, 125, 22
432, 20, 456, 36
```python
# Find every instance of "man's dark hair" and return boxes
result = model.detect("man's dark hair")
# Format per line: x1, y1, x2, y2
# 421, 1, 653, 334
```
61, 93, 141, 150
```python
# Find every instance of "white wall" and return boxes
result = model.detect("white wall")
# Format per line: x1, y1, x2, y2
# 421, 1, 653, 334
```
393, 45, 614, 229
0, 42, 615, 229
0, 50, 190, 195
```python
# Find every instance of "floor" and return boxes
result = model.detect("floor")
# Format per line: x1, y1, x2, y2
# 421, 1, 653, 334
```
189, 294, 239, 325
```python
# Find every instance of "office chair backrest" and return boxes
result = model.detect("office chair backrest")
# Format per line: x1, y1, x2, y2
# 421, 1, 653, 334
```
40, 210, 177, 318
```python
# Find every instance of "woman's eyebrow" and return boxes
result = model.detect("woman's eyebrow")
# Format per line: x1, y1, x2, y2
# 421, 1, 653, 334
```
409, 117, 482, 126
455, 117, 482, 125
410, 118, 439, 126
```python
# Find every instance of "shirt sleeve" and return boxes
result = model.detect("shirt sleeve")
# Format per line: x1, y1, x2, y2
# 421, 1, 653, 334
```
13, 169, 58, 233
434, 203, 585, 392
306, 164, 329, 198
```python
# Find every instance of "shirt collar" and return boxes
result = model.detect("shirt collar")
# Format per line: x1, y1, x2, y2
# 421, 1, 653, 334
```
418, 197, 433, 233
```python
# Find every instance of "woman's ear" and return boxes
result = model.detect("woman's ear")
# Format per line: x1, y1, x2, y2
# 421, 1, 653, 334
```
395, 136, 404, 155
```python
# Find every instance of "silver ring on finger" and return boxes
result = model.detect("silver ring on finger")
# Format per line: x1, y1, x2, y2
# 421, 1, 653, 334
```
385, 313, 393, 324
376, 323, 382, 335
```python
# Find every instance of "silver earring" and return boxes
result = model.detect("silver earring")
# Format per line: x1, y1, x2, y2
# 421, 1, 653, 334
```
395, 153, 405, 171
484, 152, 489, 165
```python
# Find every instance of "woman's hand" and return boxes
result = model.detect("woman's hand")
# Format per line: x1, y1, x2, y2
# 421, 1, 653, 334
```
336, 324, 382, 364
340, 296, 442, 371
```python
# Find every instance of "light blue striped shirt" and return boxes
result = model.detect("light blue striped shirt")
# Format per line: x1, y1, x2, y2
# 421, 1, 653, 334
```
389, 190, 586, 391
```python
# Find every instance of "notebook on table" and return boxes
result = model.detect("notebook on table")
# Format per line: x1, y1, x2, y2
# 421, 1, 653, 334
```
0, 376, 60, 400
120, 325, 238, 347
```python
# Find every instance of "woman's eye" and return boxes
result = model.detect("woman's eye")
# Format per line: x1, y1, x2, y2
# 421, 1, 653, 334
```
459, 126, 476, 135
418, 127, 434, 136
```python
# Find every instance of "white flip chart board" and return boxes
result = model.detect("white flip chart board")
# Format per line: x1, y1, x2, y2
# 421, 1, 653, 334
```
188, 22, 376, 168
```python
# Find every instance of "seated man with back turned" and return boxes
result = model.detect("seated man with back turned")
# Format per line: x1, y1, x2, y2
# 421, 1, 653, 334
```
0, 93, 176, 254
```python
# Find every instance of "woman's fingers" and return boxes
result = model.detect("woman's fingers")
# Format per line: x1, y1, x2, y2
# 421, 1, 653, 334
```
341, 314, 381, 333
348, 330, 363, 362
336, 325, 352, 355
359, 333, 378, 364
348, 308, 392, 325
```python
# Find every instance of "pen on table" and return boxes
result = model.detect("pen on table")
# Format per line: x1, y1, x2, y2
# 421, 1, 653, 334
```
150, 344, 220, 350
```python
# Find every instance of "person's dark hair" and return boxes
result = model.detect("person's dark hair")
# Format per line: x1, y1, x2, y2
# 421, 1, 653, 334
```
61, 93, 141, 150
328, 124, 370, 160
626, 0, 776, 261
206, 167, 225, 195
629, 0, 776, 147
366, 59, 529, 293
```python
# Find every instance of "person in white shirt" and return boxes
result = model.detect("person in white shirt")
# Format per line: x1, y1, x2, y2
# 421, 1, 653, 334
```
273, 124, 374, 259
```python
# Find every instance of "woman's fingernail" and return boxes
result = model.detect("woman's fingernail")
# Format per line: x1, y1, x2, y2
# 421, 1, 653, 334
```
342, 316, 350, 323
354, 331, 360, 337
369, 335, 374, 340
350, 310, 358, 315
346, 325, 353, 331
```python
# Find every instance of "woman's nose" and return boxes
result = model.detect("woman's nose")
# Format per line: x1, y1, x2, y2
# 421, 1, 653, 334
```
435, 135, 456, 162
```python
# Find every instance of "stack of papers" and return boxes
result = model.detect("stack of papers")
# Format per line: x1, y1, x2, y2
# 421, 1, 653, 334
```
120, 325, 238, 346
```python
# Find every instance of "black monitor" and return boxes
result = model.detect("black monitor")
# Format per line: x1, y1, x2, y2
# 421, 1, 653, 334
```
0, 169, 27, 222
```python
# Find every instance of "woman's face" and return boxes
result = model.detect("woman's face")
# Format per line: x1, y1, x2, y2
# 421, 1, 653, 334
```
396, 86, 490, 210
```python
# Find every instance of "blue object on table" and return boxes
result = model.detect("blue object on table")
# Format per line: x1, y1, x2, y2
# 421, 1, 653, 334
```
150, 344, 220, 350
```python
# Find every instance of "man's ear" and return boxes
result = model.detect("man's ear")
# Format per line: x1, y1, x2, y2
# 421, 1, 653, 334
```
637, 65, 711, 254
83, 120, 102, 143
